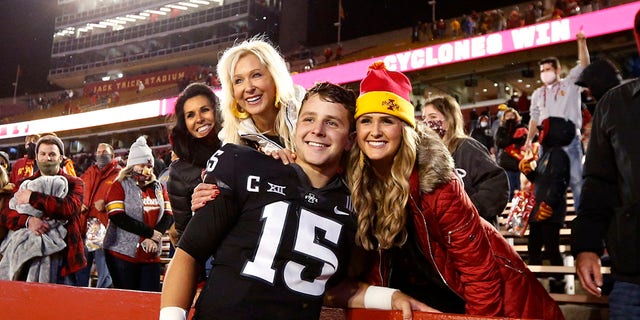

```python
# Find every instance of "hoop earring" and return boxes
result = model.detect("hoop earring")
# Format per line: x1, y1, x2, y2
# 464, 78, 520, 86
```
274, 93, 281, 110
232, 103, 250, 119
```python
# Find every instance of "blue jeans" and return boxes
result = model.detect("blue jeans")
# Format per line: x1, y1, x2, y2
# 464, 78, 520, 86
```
609, 281, 640, 319
105, 252, 161, 292
562, 135, 583, 211
51, 253, 80, 286
505, 170, 521, 200
76, 247, 113, 288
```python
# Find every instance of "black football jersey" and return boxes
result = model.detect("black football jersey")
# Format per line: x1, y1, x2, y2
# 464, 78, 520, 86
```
179, 144, 356, 320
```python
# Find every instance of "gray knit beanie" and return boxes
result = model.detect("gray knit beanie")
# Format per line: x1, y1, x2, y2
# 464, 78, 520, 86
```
36, 135, 65, 157
126, 136, 154, 167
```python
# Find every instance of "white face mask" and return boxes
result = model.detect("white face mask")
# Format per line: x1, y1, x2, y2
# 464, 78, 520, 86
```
540, 70, 557, 84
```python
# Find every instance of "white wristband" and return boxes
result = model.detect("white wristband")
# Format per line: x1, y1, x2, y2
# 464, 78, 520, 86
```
159, 307, 187, 320
363, 285, 399, 310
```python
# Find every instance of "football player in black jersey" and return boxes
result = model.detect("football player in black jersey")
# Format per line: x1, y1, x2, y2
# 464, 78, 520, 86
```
160, 82, 432, 320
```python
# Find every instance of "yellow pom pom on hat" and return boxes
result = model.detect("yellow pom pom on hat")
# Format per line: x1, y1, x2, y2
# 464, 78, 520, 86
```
355, 61, 415, 128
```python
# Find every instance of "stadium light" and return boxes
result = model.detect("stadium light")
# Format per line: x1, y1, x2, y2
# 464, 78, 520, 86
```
167, 4, 189, 10
127, 14, 148, 20
179, 2, 199, 8
117, 16, 137, 22
144, 9, 168, 15
190, 0, 210, 4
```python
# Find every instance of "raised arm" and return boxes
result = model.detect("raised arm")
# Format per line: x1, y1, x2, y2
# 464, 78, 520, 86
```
577, 30, 590, 68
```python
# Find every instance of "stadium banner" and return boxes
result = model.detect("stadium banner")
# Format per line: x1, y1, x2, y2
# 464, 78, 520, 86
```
82, 65, 200, 96
291, 1, 640, 89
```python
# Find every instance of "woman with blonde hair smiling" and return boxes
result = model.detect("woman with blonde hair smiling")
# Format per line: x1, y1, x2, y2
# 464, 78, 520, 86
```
347, 61, 563, 319
216, 36, 303, 153
190, 36, 304, 203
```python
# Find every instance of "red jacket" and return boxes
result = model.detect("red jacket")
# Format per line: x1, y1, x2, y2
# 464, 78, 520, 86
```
1, 169, 87, 276
79, 161, 121, 232
366, 129, 563, 319
10, 156, 35, 184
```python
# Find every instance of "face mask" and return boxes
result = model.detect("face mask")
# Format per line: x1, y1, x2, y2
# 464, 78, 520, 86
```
132, 166, 153, 184
540, 70, 557, 84
37, 161, 60, 176
96, 154, 112, 169
479, 121, 489, 128
426, 120, 446, 138
26, 142, 36, 159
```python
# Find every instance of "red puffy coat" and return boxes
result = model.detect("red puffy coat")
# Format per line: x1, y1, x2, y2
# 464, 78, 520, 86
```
366, 130, 563, 319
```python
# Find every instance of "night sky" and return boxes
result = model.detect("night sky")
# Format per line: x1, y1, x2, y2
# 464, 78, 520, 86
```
0, 0, 520, 99
0, 0, 59, 99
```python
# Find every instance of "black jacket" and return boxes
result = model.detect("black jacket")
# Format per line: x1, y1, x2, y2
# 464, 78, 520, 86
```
572, 78, 640, 284
495, 122, 527, 172
166, 159, 203, 242
523, 146, 569, 224
452, 138, 509, 225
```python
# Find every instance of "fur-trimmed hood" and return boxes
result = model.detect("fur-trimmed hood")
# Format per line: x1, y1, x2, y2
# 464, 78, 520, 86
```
415, 123, 455, 193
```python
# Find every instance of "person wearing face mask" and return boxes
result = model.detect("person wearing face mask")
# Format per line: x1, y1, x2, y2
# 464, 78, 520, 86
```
0, 135, 87, 285
527, 30, 590, 214
102, 136, 173, 292
470, 114, 495, 157
490, 104, 508, 146
75, 143, 121, 288
10, 134, 40, 184
495, 108, 529, 199
423, 95, 509, 228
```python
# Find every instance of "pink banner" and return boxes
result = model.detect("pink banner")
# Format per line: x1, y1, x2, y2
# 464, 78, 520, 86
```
292, 2, 640, 88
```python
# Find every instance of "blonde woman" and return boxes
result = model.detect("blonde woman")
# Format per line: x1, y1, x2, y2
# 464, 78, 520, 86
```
348, 62, 563, 319
216, 36, 303, 153
191, 36, 304, 205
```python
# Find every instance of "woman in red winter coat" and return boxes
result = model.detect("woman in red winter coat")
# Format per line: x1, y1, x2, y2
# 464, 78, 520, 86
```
347, 62, 563, 319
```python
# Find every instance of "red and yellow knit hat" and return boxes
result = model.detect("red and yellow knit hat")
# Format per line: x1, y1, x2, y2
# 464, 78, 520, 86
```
355, 61, 415, 128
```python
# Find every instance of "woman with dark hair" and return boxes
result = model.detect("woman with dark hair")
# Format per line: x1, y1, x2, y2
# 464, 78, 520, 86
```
494, 107, 528, 199
167, 82, 223, 245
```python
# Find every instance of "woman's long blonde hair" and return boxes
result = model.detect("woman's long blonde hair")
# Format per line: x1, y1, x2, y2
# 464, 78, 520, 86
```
216, 36, 301, 150
347, 125, 418, 250
423, 95, 467, 154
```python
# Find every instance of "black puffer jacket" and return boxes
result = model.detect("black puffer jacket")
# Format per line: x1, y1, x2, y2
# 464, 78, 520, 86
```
523, 146, 570, 224
452, 137, 509, 225
167, 159, 203, 242
495, 121, 527, 172
572, 78, 640, 284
